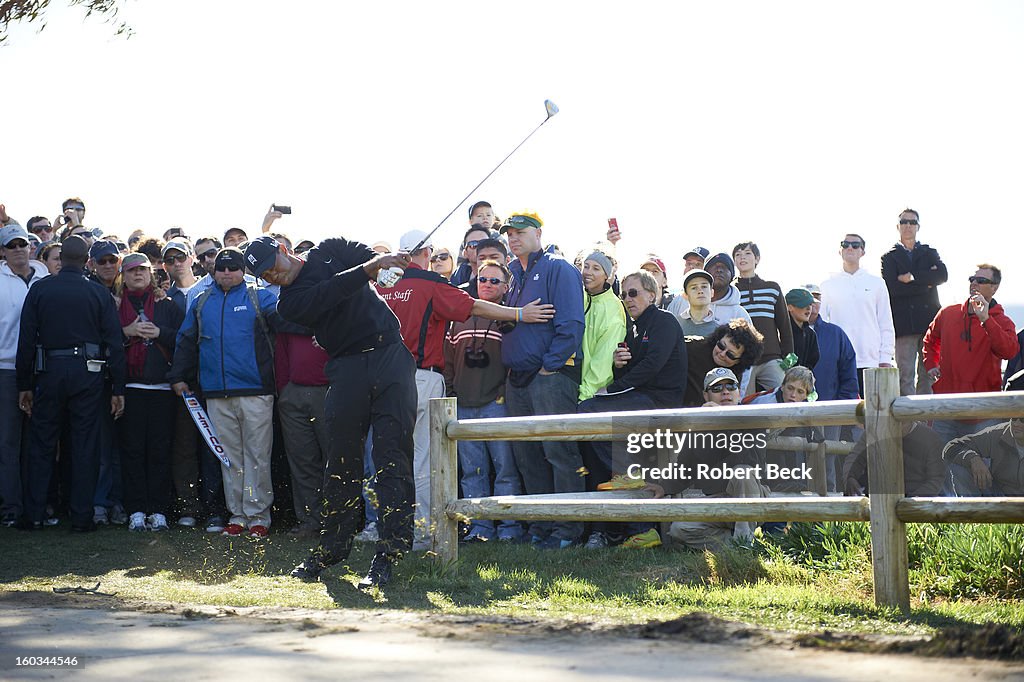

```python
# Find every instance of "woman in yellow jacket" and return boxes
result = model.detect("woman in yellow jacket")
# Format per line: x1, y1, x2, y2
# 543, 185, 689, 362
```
579, 250, 626, 402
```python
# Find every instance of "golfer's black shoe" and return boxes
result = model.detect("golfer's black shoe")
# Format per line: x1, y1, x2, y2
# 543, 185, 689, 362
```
291, 556, 328, 582
357, 552, 395, 591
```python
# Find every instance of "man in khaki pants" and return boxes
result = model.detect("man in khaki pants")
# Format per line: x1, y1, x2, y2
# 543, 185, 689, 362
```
170, 248, 280, 538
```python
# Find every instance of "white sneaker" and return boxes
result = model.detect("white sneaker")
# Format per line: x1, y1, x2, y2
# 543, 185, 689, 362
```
147, 513, 169, 531
93, 506, 109, 525
354, 522, 379, 543
177, 516, 197, 528
128, 512, 147, 532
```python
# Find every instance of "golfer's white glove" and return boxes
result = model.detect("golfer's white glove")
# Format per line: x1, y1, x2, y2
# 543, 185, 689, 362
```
377, 266, 404, 288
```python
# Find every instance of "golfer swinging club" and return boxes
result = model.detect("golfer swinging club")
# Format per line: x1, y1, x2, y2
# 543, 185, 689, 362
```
245, 235, 415, 589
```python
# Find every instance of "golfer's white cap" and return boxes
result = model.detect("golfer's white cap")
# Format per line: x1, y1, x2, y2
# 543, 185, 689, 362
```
399, 230, 432, 252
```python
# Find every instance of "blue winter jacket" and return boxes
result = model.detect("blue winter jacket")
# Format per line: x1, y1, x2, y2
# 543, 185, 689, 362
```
169, 282, 279, 398
809, 317, 860, 401
501, 249, 585, 373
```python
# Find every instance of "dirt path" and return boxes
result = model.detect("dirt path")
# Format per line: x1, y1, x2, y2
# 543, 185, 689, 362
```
1, 594, 1022, 681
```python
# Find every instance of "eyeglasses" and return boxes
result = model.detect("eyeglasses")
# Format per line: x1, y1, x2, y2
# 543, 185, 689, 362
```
478, 277, 505, 285
4, 240, 29, 249
620, 288, 644, 300
899, 219, 919, 226
707, 382, 739, 393
96, 256, 119, 266
216, 265, 242, 273
198, 249, 219, 260
30, 224, 53, 233
163, 253, 189, 265
65, 204, 85, 212
716, 340, 741, 362
969, 276, 997, 285
430, 253, 451, 262
840, 240, 864, 249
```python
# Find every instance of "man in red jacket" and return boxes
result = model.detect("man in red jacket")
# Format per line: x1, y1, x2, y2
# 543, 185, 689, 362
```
922, 263, 1019, 493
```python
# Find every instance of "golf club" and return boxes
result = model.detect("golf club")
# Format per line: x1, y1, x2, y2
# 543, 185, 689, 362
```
378, 99, 559, 287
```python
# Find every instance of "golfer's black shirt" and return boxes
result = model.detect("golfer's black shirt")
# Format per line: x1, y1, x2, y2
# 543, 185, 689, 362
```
277, 238, 402, 357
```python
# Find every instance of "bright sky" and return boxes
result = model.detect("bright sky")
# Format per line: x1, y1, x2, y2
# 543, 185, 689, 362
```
3, 1, 1023, 307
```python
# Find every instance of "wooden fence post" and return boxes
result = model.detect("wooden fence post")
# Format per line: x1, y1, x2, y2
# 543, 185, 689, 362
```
429, 397, 459, 563
864, 368, 910, 614
810, 440, 829, 497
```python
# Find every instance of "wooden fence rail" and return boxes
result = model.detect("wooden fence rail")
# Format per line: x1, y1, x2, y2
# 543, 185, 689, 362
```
428, 368, 1024, 614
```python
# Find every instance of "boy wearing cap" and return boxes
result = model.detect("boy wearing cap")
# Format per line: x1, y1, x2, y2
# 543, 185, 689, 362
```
703, 253, 752, 328
169, 248, 280, 538
450, 208, 494, 288
0, 224, 50, 525
676, 269, 717, 336
785, 288, 820, 370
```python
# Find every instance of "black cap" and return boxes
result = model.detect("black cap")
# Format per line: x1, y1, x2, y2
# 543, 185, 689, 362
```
244, 236, 280, 277
468, 201, 492, 219
215, 247, 246, 270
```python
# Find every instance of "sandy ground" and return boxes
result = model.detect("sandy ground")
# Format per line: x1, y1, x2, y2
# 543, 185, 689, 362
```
1, 594, 1022, 681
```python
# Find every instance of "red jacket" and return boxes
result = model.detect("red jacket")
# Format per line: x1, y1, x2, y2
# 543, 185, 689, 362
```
374, 263, 475, 371
922, 299, 1019, 394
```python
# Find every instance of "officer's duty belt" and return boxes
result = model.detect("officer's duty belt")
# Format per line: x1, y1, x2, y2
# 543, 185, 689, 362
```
46, 344, 100, 359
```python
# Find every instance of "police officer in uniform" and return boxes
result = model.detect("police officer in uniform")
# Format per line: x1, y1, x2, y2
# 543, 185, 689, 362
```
244, 235, 414, 589
16, 236, 126, 532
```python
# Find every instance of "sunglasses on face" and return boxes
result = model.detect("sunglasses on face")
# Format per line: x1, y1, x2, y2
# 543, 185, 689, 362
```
464, 240, 481, 249
478, 277, 505, 285
163, 253, 189, 265
430, 253, 450, 262
840, 240, 864, 249
31, 225, 53, 233
899, 219, 919, 226
708, 382, 739, 393
96, 256, 119, 266
216, 265, 242, 273
620, 288, 645, 300
4, 240, 29, 249
716, 340, 741, 362
198, 249, 218, 260
969, 276, 996, 285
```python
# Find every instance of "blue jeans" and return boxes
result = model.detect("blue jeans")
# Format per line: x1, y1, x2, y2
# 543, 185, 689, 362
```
932, 418, 1002, 496
458, 399, 523, 540
505, 371, 585, 542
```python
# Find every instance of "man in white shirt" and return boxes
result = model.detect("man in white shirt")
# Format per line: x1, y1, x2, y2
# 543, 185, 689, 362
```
819, 233, 896, 396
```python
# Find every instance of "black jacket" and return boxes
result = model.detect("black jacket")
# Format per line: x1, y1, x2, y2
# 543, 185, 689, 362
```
276, 238, 402, 357
880, 242, 947, 336
607, 305, 686, 408
790, 318, 819, 371
16, 266, 126, 393
122, 292, 185, 385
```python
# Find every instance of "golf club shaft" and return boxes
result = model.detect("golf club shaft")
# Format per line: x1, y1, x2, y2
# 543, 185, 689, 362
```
411, 115, 553, 253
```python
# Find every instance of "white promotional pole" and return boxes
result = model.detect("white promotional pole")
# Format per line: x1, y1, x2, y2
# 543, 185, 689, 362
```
181, 391, 231, 468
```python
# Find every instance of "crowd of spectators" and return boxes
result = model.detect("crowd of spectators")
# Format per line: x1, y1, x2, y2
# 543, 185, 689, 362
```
1, 198, 1022, 554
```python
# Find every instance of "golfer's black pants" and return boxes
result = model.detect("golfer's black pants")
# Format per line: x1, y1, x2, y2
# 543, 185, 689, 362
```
318, 342, 416, 561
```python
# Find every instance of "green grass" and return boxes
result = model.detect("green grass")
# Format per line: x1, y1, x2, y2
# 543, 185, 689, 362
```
1, 523, 1022, 638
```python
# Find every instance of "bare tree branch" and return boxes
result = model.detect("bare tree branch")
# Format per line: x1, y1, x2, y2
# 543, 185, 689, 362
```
1, 0, 133, 45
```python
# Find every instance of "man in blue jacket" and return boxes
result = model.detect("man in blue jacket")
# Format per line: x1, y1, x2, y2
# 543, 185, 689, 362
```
169, 248, 280, 538
500, 212, 586, 549
804, 284, 859, 491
